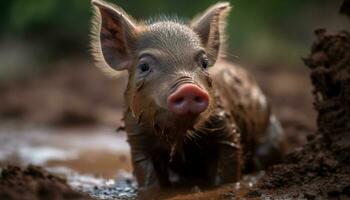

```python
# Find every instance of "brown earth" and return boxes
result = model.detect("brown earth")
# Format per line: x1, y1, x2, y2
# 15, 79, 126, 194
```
253, 28, 350, 200
0, 165, 92, 200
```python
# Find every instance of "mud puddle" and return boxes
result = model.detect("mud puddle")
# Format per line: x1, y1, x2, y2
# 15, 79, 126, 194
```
0, 125, 139, 199
165, 172, 264, 200
0, 125, 266, 199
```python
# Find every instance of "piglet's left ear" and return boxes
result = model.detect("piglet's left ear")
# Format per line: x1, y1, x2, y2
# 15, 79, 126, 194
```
91, 0, 139, 76
191, 2, 231, 65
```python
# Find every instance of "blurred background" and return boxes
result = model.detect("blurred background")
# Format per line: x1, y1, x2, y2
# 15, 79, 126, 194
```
0, 0, 348, 184
0, 0, 349, 80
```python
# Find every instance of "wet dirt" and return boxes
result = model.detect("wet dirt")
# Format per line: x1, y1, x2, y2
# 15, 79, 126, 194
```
0, 127, 131, 176
252, 29, 350, 200
0, 126, 137, 199
0, 165, 91, 200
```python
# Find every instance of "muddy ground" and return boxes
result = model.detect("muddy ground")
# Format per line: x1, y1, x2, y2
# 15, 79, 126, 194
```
255, 28, 350, 200
0, 165, 92, 200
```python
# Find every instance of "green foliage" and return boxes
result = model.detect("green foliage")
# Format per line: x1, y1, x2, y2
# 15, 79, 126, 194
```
1, 0, 90, 39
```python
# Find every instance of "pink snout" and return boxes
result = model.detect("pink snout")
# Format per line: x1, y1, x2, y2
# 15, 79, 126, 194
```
167, 84, 209, 115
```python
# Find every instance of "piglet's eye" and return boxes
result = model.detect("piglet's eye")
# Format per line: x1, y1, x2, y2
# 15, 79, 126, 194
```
201, 57, 209, 70
138, 63, 150, 73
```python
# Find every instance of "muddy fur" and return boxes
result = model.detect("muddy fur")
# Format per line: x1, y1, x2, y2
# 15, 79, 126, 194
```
90, 0, 286, 197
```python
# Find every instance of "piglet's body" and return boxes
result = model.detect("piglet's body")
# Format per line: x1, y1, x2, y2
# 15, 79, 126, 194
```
90, 0, 286, 195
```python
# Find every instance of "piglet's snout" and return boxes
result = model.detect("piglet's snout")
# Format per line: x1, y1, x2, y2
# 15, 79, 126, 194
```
167, 84, 209, 115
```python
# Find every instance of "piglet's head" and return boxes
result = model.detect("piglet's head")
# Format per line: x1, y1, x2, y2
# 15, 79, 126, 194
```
91, 0, 231, 134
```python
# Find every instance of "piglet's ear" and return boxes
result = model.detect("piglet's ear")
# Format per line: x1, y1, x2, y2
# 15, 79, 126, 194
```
191, 2, 231, 65
91, 0, 139, 74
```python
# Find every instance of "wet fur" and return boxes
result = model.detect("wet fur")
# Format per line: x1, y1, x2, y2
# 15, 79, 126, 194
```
90, 0, 286, 194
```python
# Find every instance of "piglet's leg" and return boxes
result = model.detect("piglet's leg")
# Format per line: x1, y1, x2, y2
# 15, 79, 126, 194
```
127, 132, 162, 200
132, 152, 158, 188
215, 140, 242, 185
132, 154, 161, 200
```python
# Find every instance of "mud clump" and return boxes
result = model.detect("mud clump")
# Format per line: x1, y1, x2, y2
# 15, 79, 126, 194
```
0, 165, 92, 200
254, 29, 350, 199
309, 29, 350, 162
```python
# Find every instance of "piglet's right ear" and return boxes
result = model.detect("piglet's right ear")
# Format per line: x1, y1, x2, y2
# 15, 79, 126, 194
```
91, 0, 139, 74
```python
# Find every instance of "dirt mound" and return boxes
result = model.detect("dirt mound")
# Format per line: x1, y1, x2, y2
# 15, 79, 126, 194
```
253, 29, 350, 199
0, 165, 92, 200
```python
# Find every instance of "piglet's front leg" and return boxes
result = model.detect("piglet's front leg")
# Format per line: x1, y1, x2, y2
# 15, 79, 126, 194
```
127, 130, 168, 200
215, 139, 242, 185
132, 152, 161, 200
204, 110, 242, 186
132, 152, 158, 188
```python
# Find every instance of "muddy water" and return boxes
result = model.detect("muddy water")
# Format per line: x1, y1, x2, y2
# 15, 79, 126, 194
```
0, 126, 131, 173
0, 125, 138, 199
0, 125, 262, 199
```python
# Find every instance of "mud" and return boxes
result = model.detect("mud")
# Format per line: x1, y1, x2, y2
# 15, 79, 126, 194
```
0, 60, 126, 127
253, 28, 350, 199
0, 127, 131, 175
0, 165, 91, 200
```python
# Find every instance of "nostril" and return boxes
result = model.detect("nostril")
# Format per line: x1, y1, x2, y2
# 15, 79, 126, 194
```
194, 96, 202, 103
174, 97, 184, 104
